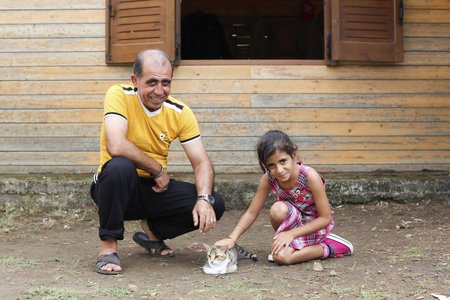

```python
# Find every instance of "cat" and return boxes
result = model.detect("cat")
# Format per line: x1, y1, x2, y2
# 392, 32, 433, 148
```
202, 243, 258, 275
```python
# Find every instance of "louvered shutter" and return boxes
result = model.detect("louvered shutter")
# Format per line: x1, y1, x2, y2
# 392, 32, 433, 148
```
329, 0, 403, 62
106, 0, 176, 64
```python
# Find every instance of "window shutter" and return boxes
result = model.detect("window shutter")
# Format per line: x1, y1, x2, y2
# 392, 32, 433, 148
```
329, 0, 403, 62
106, 0, 176, 64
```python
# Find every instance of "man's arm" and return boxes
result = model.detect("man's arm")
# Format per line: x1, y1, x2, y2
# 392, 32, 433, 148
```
104, 116, 170, 192
182, 139, 216, 233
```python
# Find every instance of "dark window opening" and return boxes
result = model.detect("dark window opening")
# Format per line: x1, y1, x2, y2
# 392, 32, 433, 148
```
180, 0, 325, 60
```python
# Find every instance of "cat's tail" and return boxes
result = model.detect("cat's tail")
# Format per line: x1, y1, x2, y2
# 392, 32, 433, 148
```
235, 244, 258, 261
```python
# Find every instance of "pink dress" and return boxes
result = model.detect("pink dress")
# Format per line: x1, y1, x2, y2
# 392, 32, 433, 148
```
268, 163, 334, 250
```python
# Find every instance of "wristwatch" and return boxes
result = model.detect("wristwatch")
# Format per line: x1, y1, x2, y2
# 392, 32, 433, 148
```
197, 194, 215, 206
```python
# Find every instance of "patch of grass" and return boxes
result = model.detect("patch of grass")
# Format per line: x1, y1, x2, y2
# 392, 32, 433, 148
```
358, 289, 389, 300
0, 256, 41, 268
389, 247, 425, 264
0, 202, 96, 233
388, 255, 400, 264
140, 288, 161, 298
193, 279, 275, 300
325, 285, 353, 297
47, 208, 91, 222
88, 283, 132, 298
405, 247, 426, 259
0, 204, 20, 232
301, 294, 321, 300
25, 286, 79, 300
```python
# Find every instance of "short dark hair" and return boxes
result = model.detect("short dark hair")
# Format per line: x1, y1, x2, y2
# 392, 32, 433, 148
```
256, 130, 298, 173
132, 49, 174, 78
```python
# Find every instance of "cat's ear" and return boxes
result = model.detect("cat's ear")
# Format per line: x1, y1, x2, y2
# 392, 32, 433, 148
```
217, 245, 227, 251
203, 243, 212, 251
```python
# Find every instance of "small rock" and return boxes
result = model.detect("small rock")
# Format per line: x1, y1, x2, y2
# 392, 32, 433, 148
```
187, 242, 201, 250
329, 270, 337, 277
128, 283, 138, 292
312, 261, 323, 271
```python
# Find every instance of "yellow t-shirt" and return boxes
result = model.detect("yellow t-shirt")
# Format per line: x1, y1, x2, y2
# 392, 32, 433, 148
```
97, 84, 201, 177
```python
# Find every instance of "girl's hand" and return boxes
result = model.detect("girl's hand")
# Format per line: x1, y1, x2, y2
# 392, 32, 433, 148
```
214, 237, 235, 250
272, 231, 295, 255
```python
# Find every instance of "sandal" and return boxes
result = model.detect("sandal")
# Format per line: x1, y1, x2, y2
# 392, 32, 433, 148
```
133, 232, 175, 257
96, 252, 122, 275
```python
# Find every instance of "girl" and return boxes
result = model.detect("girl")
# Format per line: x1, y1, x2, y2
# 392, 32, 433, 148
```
215, 130, 353, 265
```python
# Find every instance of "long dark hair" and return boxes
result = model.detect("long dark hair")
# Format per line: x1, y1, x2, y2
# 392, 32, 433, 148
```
256, 130, 298, 173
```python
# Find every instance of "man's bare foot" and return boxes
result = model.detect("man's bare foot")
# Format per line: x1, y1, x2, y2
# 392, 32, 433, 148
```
139, 220, 174, 256
97, 238, 122, 274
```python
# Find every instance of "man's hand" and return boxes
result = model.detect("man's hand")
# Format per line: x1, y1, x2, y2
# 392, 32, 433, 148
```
152, 172, 170, 193
192, 199, 216, 233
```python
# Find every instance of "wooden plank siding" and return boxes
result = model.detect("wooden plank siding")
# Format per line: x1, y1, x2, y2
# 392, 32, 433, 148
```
0, 0, 449, 174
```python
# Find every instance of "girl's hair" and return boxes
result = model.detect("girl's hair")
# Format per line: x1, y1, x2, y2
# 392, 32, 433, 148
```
256, 130, 298, 173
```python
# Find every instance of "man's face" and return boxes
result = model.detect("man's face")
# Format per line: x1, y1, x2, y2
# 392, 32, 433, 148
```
132, 58, 172, 112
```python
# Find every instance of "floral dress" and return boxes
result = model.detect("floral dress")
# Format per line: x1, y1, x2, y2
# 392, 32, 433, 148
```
268, 163, 334, 250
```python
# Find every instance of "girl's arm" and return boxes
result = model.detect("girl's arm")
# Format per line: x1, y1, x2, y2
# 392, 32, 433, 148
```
272, 168, 332, 254
215, 174, 270, 249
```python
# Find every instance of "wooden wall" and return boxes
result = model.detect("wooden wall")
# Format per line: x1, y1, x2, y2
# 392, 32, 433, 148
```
0, 0, 449, 174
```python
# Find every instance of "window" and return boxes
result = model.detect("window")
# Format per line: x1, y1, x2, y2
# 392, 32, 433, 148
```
180, 0, 324, 60
106, 0, 403, 64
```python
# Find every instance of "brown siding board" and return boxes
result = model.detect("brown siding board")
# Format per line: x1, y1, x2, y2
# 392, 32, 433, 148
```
0, 52, 105, 67
0, 138, 99, 151
251, 94, 450, 108
2, 108, 448, 123
3, 136, 448, 152
251, 66, 450, 79
0, 38, 104, 52
155, 136, 450, 152
0, 10, 103, 24
405, 9, 450, 23
3, 79, 449, 95
1, 110, 103, 123
0, 24, 103, 38
0, 95, 104, 109
0, 0, 104, 9
403, 52, 450, 65
1, 122, 448, 138
405, 0, 450, 9
198, 123, 450, 137
1, 151, 449, 166
3, 65, 450, 81
2, 164, 448, 174
172, 80, 450, 94
405, 24, 450, 38
0, 94, 249, 109
1, 67, 130, 81
0, 124, 102, 138
405, 37, 450, 51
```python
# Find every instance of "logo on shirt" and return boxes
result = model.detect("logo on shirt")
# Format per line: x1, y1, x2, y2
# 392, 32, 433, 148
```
159, 131, 169, 142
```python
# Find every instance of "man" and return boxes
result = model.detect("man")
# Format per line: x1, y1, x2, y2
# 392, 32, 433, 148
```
90, 49, 225, 275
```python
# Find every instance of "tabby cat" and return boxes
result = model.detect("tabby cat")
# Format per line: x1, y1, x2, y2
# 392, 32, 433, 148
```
202, 243, 257, 275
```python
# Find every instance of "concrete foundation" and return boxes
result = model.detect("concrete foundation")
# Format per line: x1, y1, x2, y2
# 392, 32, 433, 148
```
0, 172, 448, 211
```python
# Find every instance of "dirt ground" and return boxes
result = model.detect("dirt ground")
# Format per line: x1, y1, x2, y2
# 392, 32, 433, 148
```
0, 200, 449, 300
